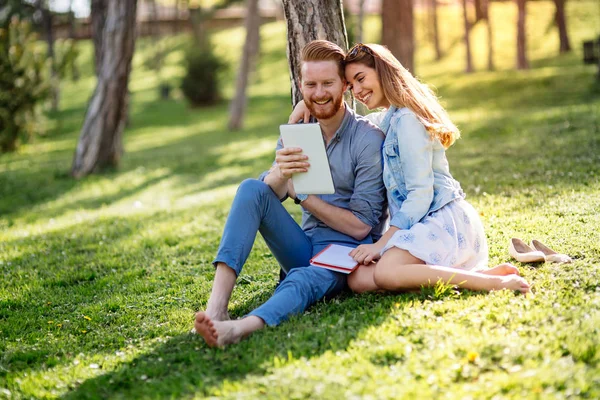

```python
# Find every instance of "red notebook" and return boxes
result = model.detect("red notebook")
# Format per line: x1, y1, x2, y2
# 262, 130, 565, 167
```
310, 244, 359, 274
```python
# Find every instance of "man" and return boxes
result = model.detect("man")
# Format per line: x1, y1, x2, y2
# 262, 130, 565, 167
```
194, 40, 386, 347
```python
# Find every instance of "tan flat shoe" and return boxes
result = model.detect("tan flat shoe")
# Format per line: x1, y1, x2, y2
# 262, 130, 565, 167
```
530, 240, 572, 263
508, 238, 546, 263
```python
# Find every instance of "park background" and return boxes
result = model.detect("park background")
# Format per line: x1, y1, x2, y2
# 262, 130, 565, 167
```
1, 0, 600, 398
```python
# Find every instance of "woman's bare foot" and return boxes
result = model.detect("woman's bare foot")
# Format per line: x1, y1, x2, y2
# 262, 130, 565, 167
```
493, 274, 531, 294
481, 263, 520, 276
194, 312, 242, 347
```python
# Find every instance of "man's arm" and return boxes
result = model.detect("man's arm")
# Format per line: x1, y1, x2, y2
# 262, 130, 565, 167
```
286, 125, 385, 242
300, 195, 372, 240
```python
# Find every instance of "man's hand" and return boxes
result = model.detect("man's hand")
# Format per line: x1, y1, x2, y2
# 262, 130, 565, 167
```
350, 242, 385, 265
275, 147, 309, 180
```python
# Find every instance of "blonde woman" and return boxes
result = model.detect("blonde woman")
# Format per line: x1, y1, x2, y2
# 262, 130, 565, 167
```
290, 43, 531, 294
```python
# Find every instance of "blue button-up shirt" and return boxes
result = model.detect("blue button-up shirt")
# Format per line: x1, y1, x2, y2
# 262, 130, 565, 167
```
261, 104, 387, 242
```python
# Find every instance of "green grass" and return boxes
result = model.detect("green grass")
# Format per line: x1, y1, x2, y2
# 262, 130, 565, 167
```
1, 1, 600, 398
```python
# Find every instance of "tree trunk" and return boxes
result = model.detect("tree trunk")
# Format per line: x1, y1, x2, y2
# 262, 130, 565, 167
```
37, 0, 60, 111
516, 0, 529, 69
462, 0, 473, 73
69, 0, 80, 80
430, 0, 441, 60
554, 0, 571, 53
91, 0, 108, 75
228, 0, 261, 131
484, 0, 494, 71
147, 0, 158, 37
357, 0, 365, 44
281, 0, 349, 107
473, 0, 485, 22
382, 0, 414, 73
71, 0, 138, 178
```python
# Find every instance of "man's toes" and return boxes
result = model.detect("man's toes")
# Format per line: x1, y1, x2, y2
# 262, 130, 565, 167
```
193, 312, 219, 347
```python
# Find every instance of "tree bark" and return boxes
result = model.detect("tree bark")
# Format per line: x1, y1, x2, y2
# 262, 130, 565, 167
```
91, 0, 109, 75
228, 0, 261, 131
462, 0, 473, 73
473, 0, 485, 22
71, 0, 138, 178
382, 0, 414, 73
484, 0, 494, 71
36, 0, 60, 111
554, 0, 571, 53
357, 0, 365, 44
430, 0, 441, 60
281, 0, 349, 107
516, 0, 529, 69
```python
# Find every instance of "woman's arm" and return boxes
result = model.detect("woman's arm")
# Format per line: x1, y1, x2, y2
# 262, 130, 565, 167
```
388, 113, 435, 230
350, 226, 399, 264
288, 100, 312, 124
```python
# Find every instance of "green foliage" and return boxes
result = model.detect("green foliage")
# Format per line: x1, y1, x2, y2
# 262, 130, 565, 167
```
180, 43, 226, 106
54, 39, 80, 81
0, 18, 49, 153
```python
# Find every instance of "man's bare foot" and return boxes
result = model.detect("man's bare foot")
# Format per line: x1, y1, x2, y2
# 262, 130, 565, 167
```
493, 274, 531, 294
193, 312, 242, 347
206, 309, 230, 321
481, 263, 520, 276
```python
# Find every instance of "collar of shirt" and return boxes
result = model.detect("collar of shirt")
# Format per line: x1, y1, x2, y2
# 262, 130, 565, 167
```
325, 103, 353, 148
379, 105, 398, 135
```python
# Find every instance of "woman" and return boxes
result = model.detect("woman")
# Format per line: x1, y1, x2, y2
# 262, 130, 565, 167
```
290, 43, 531, 294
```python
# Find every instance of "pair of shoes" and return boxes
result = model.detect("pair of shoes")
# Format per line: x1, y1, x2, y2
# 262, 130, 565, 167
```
508, 238, 572, 264
530, 240, 573, 263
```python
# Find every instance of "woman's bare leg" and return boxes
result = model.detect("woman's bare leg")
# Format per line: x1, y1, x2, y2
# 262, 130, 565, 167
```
373, 248, 530, 294
347, 263, 379, 293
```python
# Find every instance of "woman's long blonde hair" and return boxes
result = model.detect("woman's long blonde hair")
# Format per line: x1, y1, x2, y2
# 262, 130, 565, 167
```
346, 43, 460, 148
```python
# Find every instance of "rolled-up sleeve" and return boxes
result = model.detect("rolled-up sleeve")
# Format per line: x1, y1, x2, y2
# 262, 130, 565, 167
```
348, 129, 386, 228
258, 136, 283, 182
389, 114, 434, 230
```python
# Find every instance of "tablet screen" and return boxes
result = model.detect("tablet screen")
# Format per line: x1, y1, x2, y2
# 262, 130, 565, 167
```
279, 123, 335, 195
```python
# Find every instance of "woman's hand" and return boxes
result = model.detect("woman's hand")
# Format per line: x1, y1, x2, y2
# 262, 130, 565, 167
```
350, 242, 385, 265
288, 100, 312, 124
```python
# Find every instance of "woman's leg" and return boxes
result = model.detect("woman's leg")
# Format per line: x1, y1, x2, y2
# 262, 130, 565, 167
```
348, 248, 423, 293
347, 263, 378, 293
373, 248, 530, 293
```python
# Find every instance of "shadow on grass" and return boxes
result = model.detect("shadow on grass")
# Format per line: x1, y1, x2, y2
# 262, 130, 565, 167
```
57, 288, 482, 399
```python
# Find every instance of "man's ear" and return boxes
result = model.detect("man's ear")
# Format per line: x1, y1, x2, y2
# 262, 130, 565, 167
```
341, 79, 348, 93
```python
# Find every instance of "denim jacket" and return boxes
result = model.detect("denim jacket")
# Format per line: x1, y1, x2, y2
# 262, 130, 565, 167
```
379, 106, 464, 230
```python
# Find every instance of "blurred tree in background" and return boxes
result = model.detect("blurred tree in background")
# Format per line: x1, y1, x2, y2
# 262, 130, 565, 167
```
228, 0, 261, 130
382, 0, 415, 73
71, 0, 138, 178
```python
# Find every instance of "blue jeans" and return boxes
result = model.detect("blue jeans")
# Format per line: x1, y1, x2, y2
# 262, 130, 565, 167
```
213, 179, 371, 326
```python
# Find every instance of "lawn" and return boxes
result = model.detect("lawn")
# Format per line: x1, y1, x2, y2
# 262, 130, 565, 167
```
1, 1, 599, 398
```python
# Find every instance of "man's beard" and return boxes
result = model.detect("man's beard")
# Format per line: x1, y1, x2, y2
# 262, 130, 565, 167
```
305, 92, 344, 120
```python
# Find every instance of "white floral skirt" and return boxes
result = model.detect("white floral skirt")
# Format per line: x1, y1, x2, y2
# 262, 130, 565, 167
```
381, 199, 488, 271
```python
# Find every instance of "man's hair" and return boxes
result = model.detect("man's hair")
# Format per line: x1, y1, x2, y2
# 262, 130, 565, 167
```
300, 40, 346, 80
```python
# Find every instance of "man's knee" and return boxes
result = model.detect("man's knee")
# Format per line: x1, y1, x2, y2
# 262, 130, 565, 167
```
236, 179, 273, 202
284, 268, 340, 302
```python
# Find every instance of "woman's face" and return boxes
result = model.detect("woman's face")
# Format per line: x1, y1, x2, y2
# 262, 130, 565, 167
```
345, 62, 389, 109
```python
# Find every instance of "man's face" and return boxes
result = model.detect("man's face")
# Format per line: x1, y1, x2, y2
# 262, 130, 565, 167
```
300, 61, 346, 120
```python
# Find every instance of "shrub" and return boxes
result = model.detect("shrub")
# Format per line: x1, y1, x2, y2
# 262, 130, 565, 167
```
0, 18, 49, 153
180, 44, 225, 106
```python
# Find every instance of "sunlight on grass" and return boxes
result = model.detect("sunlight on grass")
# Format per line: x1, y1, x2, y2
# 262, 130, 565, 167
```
0, 1, 599, 399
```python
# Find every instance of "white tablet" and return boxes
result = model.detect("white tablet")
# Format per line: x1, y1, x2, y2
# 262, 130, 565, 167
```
279, 123, 335, 195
